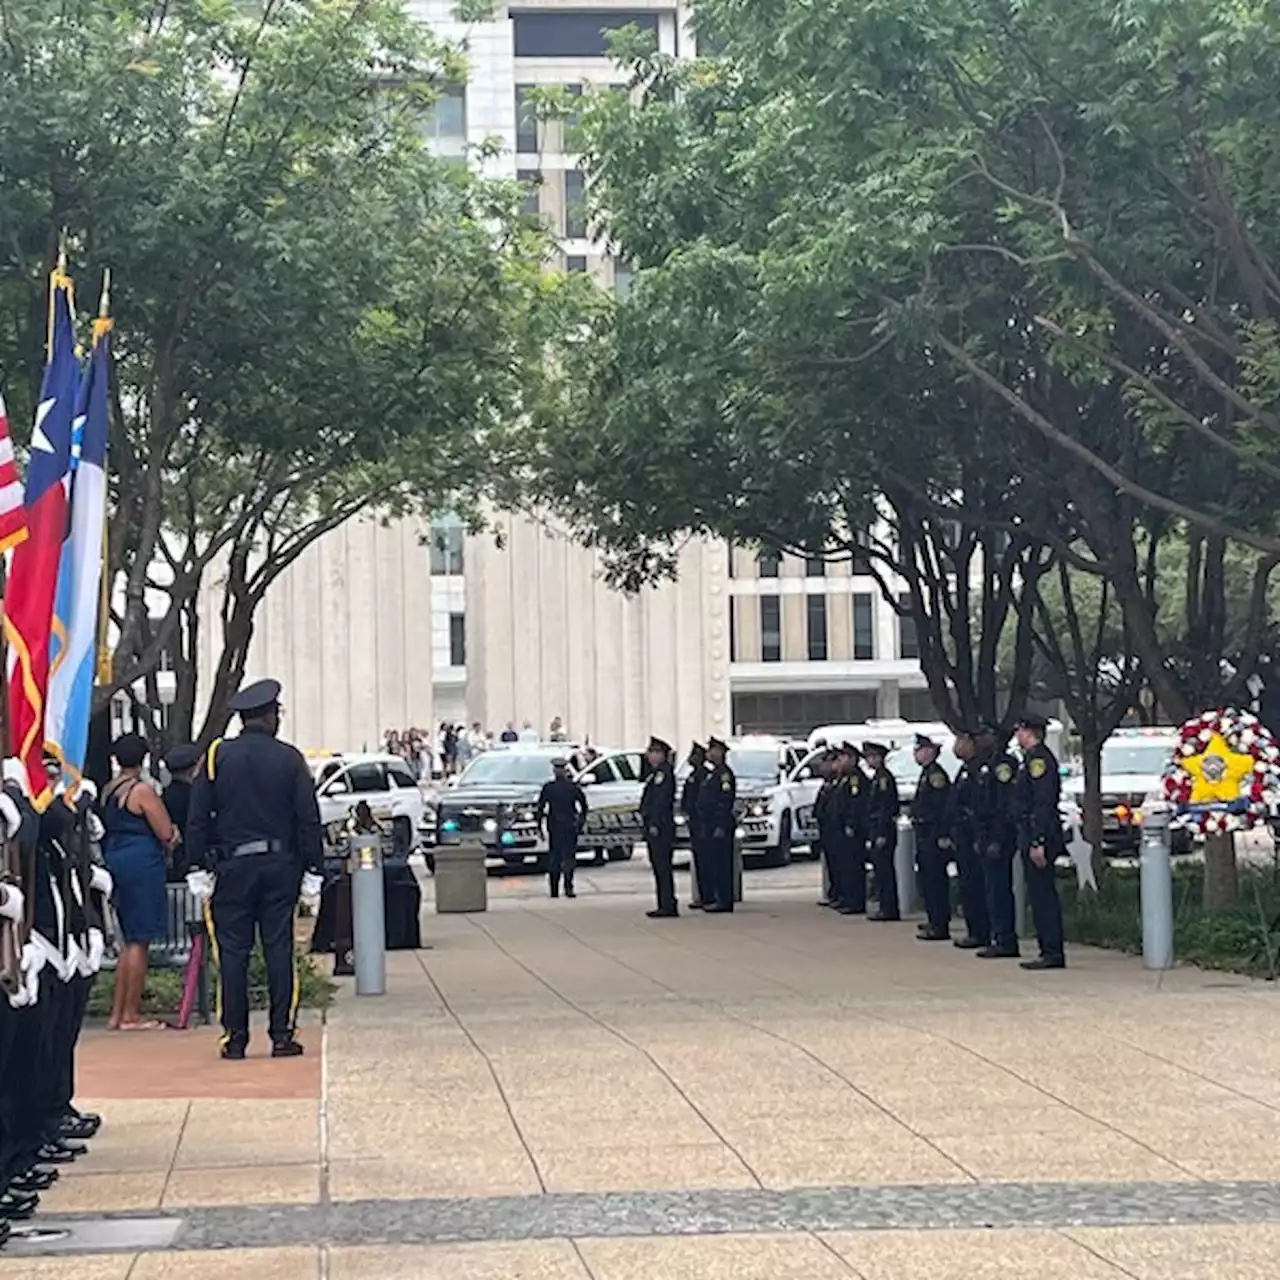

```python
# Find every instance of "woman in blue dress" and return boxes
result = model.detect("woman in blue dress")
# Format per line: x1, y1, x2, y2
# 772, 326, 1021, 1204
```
101, 734, 177, 1031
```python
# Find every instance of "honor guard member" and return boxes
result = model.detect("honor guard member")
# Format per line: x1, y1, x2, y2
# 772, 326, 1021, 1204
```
185, 679, 324, 1059
910, 734, 953, 940
832, 744, 868, 914
681, 743, 708, 909
812, 750, 841, 907
641, 737, 678, 918
162, 743, 200, 875
948, 729, 990, 950
970, 722, 1020, 959
696, 737, 736, 913
536, 759, 588, 899
862, 742, 901, 921
1013, 713, 1066, 970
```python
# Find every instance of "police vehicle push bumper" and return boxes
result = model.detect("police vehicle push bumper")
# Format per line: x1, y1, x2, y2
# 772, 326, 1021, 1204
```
437, 803, 546, 864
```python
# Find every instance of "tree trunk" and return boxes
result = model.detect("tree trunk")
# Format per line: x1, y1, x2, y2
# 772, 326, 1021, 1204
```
1202, 831, 1239, 910
1079, 733, 1109, 887
196, 603, 255, 747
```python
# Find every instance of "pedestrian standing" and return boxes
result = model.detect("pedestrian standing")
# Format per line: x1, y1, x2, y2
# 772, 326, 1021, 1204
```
641, 737, 677, 918
1013, 713, 1067, 970
812, 750, 840, 906
948, 729, 991, 950
695, 737, 736, 913
832, 744, 868, 915
185, 679, 324, 1060
970, 722, 1021, 960
911, 734, 953, 941
681, 742, 707, 908
536, 759, 588, 899
862, 741, 901, 921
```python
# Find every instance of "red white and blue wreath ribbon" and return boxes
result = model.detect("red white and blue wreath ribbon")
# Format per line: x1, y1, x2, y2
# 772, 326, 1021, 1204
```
1162, 708, 1280, 835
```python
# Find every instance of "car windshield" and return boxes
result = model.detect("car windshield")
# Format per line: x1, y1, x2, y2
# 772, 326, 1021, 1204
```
456, 753, 555, 786
729, 748, 781, 783
1101, 742, 1173, 775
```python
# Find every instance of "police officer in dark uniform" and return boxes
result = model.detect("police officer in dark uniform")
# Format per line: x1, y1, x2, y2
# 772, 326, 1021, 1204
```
681, 742, 707, 909
1013, 713, 1066, 970
812, 749, 840, 907
862, 742, 900, 921
911, 734, 953, 941
163, 742, 200, 880
948, 728, 990, 950
826, 743, 865, 914
970, 722, 1020, 959
185, 679, 323, 1060
641, 737, 678, 918
696, 737, 736, 913
536, 758, 588, 899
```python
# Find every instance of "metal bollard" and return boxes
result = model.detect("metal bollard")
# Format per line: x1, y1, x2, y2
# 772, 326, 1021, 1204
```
895, 817, 920, 914
350, 833, 387, 996
1139, 804, 1174, 970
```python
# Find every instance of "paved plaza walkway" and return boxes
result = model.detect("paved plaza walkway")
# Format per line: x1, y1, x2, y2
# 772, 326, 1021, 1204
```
7, 861, 1280, 1278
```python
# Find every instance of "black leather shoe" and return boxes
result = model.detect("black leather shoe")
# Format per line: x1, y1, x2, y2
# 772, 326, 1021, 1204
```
0, 1218, 9, 1248
59, 1116, 97, 1141
36, 1143, 79, 1165
271, 1038, 305, 1059
1021, 956, 1066, 971
63, 1108, 102, 1137
0, 1190, 38, 1220
688, 901, 704, 910
837, 904, 866, 915
917, 927, 951, 942
703, 903, 733, 913
11, 1169, 57, 1192
816, 898, 832, 908
221, 1040, 247, 1061
953, 937, 986, 950
565, 886, 577, 898
646, 908, 678, 919
868, 911, 900, 922
977, 945, 1020, 959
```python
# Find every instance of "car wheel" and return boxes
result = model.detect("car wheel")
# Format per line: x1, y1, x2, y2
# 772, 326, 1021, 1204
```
593, 846, 607, 866
606, 844, 634, 862
766, 814, 793, 868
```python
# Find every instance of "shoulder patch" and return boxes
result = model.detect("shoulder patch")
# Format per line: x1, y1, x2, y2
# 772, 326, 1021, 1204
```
929, 769, 947, 789
877, 775, 889, 791
653, 771, 664, 785
995, 762, 1014, 783
1029, 757, 1047, 779
721, 776, 731, 792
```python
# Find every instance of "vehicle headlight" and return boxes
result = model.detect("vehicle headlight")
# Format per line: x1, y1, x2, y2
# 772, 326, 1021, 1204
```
734, 825, 745, 840
482, 817, 498, 834
518, 807, 536, 824
749, 801, 766, 818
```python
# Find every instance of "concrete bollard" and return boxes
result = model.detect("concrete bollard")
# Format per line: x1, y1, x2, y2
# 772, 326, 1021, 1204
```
350, 834, 386, 997
1139, 804, 1175, 970
434, 836, 489, 913
895, 817, 920, 915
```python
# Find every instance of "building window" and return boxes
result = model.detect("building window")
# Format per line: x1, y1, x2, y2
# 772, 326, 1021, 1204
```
423, 84, 466, 144
566, 254, 588, 273
614, 263, 633, 298
852, 593, 875, 661
518, 168, 540, 216
898, 591, 920, 660
512, 11, 660, 58
757, 549, 780, 578
430, 521, 464, 575
805, 553, 826, 577
806, 595, 828, 662
564, 169, 587, 238
760, 595, 781, 663
562, 83, 584, 149
449, 613, 466, 667
729, 598, 738, 661
515, 85, 538, 152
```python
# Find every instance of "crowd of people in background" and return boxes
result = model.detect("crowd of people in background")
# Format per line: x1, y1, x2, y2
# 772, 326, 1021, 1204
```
381, 716, 573, 780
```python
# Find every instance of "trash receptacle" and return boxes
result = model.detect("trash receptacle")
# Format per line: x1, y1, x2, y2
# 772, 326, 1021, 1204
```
434, 839, 488, 913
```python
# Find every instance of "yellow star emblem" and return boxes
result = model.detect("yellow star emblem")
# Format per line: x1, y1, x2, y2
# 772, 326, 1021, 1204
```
1183, 731, 1255, 804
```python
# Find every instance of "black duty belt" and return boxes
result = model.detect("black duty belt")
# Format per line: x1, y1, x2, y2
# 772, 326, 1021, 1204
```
230, 839, 287, 858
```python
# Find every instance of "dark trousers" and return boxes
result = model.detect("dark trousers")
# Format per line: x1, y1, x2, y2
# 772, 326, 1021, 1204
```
834, 831, 867, 911
547, 826, 577, 894
646, 828, 677, 913
983, 844, 1018, 950
689, 822, 709, 905
954, 838, 991, 944
915, 828, 952, 932
703, 828, 734, 909
0, 1000, 44, 1177
1022, 848, 1065, 962
210, 852, 301, 1045
870, 831, 899, 918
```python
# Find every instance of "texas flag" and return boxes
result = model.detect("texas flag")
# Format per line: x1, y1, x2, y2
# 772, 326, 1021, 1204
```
5, 272, 78, 809
0, 391, 29, 554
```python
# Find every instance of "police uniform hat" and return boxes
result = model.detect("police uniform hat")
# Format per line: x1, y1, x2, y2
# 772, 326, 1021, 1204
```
647, 736, 672, 756
707, 736, 728, 752
165, 742, 200, 772
551, 756, 570, 769
953, 725, 976, 739
862, 740, 889, 756
976, 719, 1002, 737
838, 741, 860, 756
914, 733, 938, 750
689, 740, 705, 754
1014, 712, 1049, 731
228, 678, 282, 716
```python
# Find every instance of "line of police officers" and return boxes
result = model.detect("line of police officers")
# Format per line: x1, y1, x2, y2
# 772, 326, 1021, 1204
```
636, 717, 1066, 969
0, 756, 111, 1249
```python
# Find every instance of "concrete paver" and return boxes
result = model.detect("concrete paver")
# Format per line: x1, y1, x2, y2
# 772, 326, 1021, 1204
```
1070, 1225, 1280, 1279
329, 1241, 589, 1279
536, 1142, 758, 1192
38, 1170, 167, 1212
129, 1247, 318, 1279
162, 1162, 320, 1208
575, 1232, 857, 1279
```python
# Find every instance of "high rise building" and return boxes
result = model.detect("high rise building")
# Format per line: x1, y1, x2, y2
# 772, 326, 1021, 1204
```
194, 3, 927, 751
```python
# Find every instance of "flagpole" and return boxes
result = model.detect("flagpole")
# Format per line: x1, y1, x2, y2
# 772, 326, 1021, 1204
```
95, 270, 113, 692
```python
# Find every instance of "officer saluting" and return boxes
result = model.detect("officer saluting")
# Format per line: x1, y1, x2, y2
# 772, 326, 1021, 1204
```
185, 679, 324, 1060
1013, 713, 1066, 970
640, 737, 677, 919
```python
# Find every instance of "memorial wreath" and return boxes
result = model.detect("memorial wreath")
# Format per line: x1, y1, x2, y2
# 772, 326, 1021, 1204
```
1162, 708, 1280, 835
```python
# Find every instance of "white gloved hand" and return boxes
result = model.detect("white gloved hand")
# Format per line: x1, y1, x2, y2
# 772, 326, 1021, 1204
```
0, 883, 24, 923
20, 940, 44, 1005
186, 870, 215, 903
91, 865, 113, 897
0, 793, 21, 841
87, 927, 105, 972
300, 872, 323, 904
87, 812, 105, 843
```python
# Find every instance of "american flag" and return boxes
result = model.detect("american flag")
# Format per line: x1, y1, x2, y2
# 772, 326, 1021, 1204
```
0, 390, 29, 554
